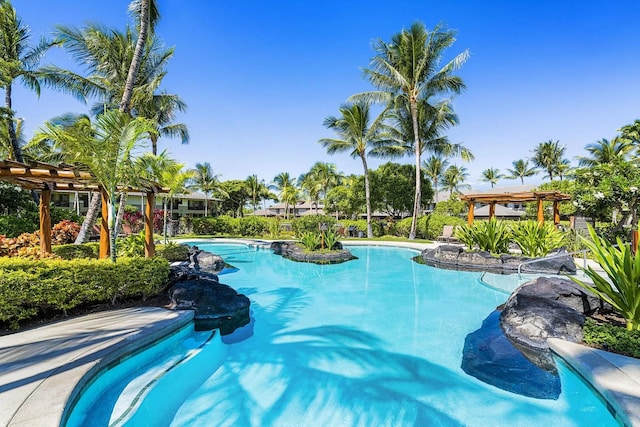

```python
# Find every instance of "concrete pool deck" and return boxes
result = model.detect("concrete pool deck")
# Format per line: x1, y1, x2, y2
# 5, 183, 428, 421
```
0, 241, 638, 426
0, 307, 193, 427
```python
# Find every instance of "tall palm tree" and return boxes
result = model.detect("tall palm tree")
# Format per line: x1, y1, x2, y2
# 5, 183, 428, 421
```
422, 155, 449, 203
576, 137, 632, 167
121, 0, 160, 113
37, 110, 154, 261
135, 92, 189, 155
440, 165, 470, 197
298, 171, 322, 214
246, 174, 270, 215
0, 0, 52, 163
309, 162, 343, 202
532, 139, 567, 181
480, 167, 503, 188
319, 102, 389, 238
272, 172, 297, 219
190, 162, 222, 217
506, 159, 537, 185
352, 22, 469, 239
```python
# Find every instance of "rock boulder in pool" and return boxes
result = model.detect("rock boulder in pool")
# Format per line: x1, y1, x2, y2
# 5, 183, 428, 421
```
168, 277, 250, 334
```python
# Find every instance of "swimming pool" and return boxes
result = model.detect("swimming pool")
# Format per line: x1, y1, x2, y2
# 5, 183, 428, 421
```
66, 243, 617, 426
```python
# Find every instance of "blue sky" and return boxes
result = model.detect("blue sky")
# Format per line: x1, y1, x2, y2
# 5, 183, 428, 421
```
12, 1, 640, 189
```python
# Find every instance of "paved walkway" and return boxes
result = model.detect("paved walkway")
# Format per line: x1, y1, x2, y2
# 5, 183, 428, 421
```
0, 307, 193, 427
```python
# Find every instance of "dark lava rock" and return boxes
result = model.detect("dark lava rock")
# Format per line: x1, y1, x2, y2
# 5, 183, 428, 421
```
420, 247, 577, 275
189, 246, 225, 274
462, 310, 560, 399
499, 277, 596, 371
270, 241, 356, 264
168, 277, 250, 334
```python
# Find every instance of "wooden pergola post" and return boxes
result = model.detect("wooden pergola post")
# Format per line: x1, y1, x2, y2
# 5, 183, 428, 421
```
145, 191, 155, 258
553, 200, 560, 226
39, 187, 52, 254
99, 187, 110, 259
536, 196, 544, 224
467, 201, 475, 225
489, 202, 496, 220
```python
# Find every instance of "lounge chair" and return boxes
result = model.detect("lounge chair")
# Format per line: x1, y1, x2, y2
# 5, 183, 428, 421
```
437, 225, 459, 243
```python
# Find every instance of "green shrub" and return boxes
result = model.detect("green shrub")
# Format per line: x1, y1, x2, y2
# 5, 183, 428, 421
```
340, 219, 383, 237
50, 207, 83, 225
156, 242, 190, 262
192, 217, 222, 235
570, 225, 640, 330
323, 229, 340, 249
0, 257, 169, 328
583, 318, 640, 358
117, 232, 145, 257
52, 243, 99, 259
0, 215, 38, 237
510, 221, 567, 257
237, 216, 269, 236
268, 218, 282, 239
423, 214, 466, 240
292, 215, 337, 236
454, 223, 476, 250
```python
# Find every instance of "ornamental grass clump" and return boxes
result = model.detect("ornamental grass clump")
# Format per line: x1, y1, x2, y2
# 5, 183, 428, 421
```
570, 225, 640, 331
511, 221, 567, 257
455, 218, 511, 254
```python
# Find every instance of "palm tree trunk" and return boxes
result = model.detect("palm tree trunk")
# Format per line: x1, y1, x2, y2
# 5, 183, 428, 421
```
114, 191, 127, 236
75, 192, 101, 244
409, 98, 422, 239
5, 84, 23, 163
120, 0, 149, 114
361, 154, 373, 238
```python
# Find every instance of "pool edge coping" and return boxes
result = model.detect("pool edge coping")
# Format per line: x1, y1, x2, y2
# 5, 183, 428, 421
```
0, 307, 194, 427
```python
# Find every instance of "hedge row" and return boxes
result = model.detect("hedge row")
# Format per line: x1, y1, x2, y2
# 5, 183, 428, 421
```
0, 257, 169, 328
192, 215, 269, 236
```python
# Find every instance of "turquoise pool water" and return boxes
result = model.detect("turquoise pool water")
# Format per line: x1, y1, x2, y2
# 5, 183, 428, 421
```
66, 243, 617, 426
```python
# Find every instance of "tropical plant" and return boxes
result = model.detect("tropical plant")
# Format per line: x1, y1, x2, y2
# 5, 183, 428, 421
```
271, 172, 297, 219
423, 155, 449, 202
455, 218, 511, 254
480, 168, 503, 188
440, 165, 470, 196
189, 162, 222, 217
506, 159, 538, 184
510, 221, 566, 257
352, 21, 469, 239
576, 137, 632, 167
570, 225, 640, 331
323, 228, 340, 250
117, 231, 145, 257
0, 0, 52, 163
37, 110, 154, 261
299, 231, 321, 251
532, 139, 568, 181
319, 102, 389, 238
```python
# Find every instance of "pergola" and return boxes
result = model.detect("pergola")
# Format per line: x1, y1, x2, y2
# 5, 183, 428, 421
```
0, 160, 167, 258
459, 190, 571, 226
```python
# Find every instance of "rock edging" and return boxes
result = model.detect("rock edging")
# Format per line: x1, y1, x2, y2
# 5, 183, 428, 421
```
271, 241, 356, 264
420, 245, 576, 275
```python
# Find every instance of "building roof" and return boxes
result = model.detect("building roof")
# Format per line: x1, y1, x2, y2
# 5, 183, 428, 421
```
473, 204, 525, 217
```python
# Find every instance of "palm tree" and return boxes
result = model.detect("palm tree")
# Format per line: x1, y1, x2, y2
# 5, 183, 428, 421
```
576, 137, 632, 167
440, 165, 470, 197
319, 102, 388, 238
352, 22, 469, 239
134, 92, 189, 155
272, 172, 297, 219
0, 0, 52, 163
136, 151, 194, 241
309, 162, 342, 202
246, 174, 270, 215
37, 110, 153, 261
532, 139, 567, 180
120, 0, 160, 113
506, 159, 537, 185
298, 171, 322, 214
422, 155, 449, 203
190, 162, 222, 217
480, 167, 503, 188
